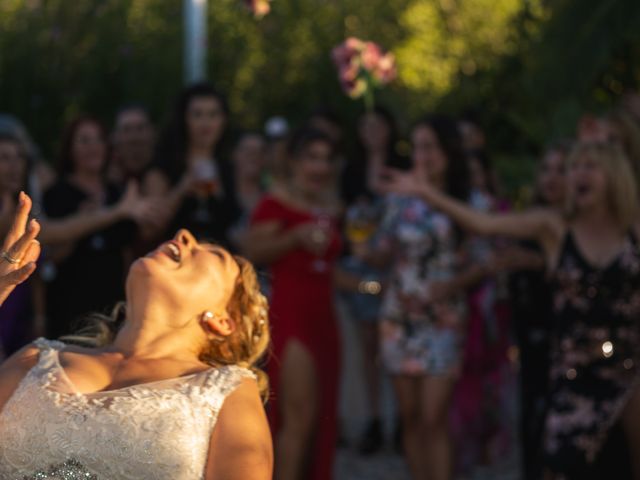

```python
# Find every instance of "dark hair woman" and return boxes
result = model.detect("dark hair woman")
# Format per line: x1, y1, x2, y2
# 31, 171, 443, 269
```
245, 127, 342, 480
341, 105, 410, 204
144, 82, 239, 247
368, 114, 470, 480
43, 116, 141, 339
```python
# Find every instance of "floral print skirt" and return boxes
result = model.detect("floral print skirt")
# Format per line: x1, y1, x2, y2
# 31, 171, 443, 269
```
543, 355, 639, 478
380, 310, 465, 377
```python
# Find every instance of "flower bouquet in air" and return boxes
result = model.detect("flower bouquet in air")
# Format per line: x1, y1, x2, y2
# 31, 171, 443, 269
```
244, 0, 271, 18
331, 38, 396, 110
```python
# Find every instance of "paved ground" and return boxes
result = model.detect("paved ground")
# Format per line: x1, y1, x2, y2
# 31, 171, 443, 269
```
335, 449, 411, 480
335, 447, 520, 480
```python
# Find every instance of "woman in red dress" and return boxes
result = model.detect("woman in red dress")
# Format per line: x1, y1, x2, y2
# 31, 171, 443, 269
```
245, 128, 342, 480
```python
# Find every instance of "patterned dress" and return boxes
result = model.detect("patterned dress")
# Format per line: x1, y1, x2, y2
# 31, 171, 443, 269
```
544, 231, 640, 478
376, 195, 466, 376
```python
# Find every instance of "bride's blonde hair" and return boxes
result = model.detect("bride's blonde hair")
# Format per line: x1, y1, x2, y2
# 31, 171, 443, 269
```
63, 255, 271, 402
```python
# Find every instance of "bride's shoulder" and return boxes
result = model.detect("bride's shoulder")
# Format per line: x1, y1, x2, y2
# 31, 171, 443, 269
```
0, 341, 42, 371
201, 365, 257, 396
205, 371, 272, 478
0, 341, 44, 413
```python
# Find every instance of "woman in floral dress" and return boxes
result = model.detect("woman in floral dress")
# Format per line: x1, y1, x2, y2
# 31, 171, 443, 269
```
371, 115, 470, 480
382, 141, 640, 479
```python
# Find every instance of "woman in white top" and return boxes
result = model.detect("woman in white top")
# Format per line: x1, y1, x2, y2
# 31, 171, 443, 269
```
0, 193, 273, 480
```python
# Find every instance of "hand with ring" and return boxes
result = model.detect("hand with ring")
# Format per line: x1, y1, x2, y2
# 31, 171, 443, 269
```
291, 222, 331, 256
0, 192, 41, 306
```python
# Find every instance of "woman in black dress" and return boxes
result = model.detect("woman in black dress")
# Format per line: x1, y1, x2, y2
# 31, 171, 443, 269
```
382, 141, 640, 479
43, 117, 140, 338
509, 142, 569, 479
144, 83, 239, 246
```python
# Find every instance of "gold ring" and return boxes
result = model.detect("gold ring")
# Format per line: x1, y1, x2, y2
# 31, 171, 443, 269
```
1, 251, 19, 265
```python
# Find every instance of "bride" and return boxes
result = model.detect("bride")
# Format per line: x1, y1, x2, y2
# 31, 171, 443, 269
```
0, 193, 273, 479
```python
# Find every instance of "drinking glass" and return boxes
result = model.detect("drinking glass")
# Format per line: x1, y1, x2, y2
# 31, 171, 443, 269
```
192, 159, 219, 223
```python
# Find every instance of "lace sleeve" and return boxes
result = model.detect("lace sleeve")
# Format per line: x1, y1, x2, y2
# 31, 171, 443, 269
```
28, 338, 66, 373
32, 337, 66, 352
202, 365, 257, 413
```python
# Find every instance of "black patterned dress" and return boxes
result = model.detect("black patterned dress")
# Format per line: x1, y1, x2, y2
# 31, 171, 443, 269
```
544, 231, 640, 478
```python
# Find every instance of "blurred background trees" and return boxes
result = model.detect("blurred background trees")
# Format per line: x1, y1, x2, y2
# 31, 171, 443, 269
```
1, 0, 639, 192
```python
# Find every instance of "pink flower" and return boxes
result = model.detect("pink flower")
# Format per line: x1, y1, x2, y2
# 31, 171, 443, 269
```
372, 52, 397, 84
331, 40, 362, 69
245, 0, 271, 18
361, 42, 382, 70
340, 57, 360, 82
345, 37, 365, 51
332, 37, 396, 101
331, 44, 352, 66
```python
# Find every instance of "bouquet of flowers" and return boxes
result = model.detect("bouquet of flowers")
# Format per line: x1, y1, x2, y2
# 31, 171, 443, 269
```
244, 0, 271, 19
331, 37, 397, 110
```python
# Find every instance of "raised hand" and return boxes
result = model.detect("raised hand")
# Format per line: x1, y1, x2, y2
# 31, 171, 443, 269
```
0, 192, 41, 306
117, 181, 167, 229
378, 167, 427, 197
291, 222, 332, 256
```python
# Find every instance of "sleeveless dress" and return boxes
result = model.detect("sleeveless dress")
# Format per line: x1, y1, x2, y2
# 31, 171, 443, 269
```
544, 232, 640, 478
0, 338, 255, 479
250, 195, 341, 480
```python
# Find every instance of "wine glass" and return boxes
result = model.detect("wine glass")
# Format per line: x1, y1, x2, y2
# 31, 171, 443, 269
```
345, 201, 379, 245
192, 159, 219, 223
310, 211, 333, 273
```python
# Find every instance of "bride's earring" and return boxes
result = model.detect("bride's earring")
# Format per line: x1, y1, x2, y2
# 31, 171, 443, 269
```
201, 311, 226, 343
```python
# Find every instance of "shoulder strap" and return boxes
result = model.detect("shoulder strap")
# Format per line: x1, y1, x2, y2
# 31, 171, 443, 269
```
202, 365, 256, 410
30, 337, 65, 372
33, 337, 66, 352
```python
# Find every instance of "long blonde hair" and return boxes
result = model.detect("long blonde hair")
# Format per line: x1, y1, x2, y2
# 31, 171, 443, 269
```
607, 108, 640, 190
63, 255, 271, 402
566, 141, 639, 231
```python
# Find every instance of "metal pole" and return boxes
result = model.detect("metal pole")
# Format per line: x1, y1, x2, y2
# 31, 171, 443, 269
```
184, 0, 208, 84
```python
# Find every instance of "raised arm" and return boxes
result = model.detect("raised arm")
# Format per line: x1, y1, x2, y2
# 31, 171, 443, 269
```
0, 193, 41, 305
39, 181, 162, 245
205, 379, 273, 480
142, 168, 195, 234
243, 221, 298, 265
243, 220, 329, 265
381, 168, 564, 245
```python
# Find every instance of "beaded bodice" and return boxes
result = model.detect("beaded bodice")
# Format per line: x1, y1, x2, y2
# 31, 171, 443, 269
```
0, 338, 255, 479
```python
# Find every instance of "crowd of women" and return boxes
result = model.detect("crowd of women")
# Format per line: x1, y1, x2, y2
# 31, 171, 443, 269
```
0, 82, 639, 480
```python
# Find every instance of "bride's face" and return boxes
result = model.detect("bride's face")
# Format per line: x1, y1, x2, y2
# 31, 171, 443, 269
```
128, 230, 240, 321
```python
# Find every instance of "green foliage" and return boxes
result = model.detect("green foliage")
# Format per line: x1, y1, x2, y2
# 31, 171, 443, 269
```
0, 0, 639, 195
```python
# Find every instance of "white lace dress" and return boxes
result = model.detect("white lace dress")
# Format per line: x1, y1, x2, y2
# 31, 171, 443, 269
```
0, 338, 255, 479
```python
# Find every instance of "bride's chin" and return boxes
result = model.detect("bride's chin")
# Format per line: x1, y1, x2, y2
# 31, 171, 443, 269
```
128, 257, 158, 277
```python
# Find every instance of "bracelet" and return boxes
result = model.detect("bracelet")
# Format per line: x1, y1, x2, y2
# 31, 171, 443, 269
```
358, 280, 381, 295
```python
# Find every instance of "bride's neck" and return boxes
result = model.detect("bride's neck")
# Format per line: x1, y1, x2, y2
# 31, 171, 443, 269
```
111, 307, 202, 362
